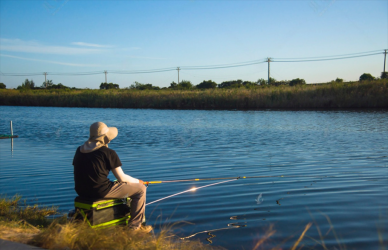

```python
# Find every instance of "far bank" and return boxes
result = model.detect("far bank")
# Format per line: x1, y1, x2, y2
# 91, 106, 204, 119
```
0, 80, 387, 110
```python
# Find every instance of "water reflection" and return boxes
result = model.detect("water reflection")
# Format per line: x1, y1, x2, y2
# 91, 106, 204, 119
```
255, 193, 264, 204
1, 107, 387, 249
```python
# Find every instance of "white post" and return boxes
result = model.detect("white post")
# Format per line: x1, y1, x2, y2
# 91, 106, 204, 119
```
10, 121, 13, 136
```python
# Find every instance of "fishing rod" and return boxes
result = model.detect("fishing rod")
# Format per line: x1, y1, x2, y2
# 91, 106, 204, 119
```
146, 179, 238, 206
144, 175, 336, 185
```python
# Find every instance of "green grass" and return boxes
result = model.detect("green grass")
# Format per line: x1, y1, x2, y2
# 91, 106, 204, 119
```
1, 80, 387, 109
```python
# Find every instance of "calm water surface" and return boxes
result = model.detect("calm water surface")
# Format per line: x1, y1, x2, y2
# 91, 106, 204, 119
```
0, 106, 387, 249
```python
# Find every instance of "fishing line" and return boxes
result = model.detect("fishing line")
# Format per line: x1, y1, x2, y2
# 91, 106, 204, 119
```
181, 223, 246, 240
145, 175, 336, 185
145, 179, 238, 206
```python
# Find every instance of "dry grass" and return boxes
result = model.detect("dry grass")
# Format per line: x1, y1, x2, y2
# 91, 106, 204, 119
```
0, 195, 58, 227
0, 195, 219, 250
30, 221, 217, 250
1, 195, 385, 249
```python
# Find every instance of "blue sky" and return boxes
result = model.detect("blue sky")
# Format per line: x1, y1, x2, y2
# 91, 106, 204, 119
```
0, 0, 387, 89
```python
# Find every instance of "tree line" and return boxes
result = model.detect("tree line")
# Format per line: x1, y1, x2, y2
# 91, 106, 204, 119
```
126, 72, 387, 90
13, 79, 72, 90
3, 72, 386, 90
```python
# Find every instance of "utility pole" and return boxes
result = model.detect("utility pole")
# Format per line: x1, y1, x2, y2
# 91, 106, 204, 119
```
267, 58, 271, 84
384, 49, 387, 72
177, 67, 180, 84
44, 72, 47, 88
104, 70, 108, 83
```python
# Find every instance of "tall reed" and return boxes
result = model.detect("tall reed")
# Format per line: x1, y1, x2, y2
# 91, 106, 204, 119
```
1, 80, 387, 109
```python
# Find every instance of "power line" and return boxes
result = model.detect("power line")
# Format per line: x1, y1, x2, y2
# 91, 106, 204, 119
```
182, 60, 266, 70
1, 49, 386, 77
273, 49, 384, 60
272, 52, 382, 63
111, 68, 176, 74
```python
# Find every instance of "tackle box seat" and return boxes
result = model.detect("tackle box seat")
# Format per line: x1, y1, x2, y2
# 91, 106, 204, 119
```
73, 196, 131, 228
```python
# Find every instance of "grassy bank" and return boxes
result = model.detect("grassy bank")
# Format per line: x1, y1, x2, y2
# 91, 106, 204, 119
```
1, 80, 387, 110
0, 195, 216, 250
0, 196, 386, 249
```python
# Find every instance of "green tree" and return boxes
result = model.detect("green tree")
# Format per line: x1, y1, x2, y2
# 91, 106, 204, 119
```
17, 79, 35, 89
256, 78, 276, 85
196, 80, 217, 89
242, 81, 258, 89
0, 83, 6, 89
219, 80, 243, 88
41, 80, 53, 88
100, 82, 119, 89
381, 72, 388, 79
274, 80, 290, 86
177, 80, 193, 89
335, 78, 343, 83
100, 82, 107, 89
267, 77, 277, 85
50, 83, 70, 89
168, 81, 178, 89
359, 73, 375, 81
257, 78, 266, 85
130, 81, 159, 90
289, 78, 306, 86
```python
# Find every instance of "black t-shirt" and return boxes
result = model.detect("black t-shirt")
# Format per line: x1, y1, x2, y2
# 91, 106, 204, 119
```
73, 146, 122, 198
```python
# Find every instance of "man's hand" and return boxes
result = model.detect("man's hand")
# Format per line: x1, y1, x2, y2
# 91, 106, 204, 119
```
139, 180, 144, 185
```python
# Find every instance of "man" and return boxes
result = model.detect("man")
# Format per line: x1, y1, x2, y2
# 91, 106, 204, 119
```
73, 121, 151, 231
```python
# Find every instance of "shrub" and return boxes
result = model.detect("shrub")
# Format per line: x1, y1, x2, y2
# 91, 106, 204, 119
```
219, 80, 244, 88
100, 82, 120, 89
169, 82, 177, 88
256, 78, 277, 85
289, 78, 306, 86
196, 80, 217, 89
381, 72, 388, 79
177, 80, 193, 90
335, 78, 343, 83
359, 73, 375, 81
257, 78, 266, 85
130, 82, 159, 90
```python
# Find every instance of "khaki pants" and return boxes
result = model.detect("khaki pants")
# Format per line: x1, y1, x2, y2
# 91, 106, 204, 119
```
103, 182, 146, 228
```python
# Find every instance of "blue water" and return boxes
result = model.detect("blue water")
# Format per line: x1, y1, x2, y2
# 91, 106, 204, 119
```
0, 106, 387, 249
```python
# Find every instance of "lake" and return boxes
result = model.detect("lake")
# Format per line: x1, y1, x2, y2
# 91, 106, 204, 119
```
0, 106, 387, 249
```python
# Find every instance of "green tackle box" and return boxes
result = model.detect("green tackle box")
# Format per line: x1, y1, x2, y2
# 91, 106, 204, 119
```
73, 196, 131, 228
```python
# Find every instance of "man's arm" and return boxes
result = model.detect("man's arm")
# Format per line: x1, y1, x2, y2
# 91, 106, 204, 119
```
112, 167, 143, 184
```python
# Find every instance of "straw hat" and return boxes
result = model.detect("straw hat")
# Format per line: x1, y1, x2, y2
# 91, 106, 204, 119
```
80, 122, 118, 153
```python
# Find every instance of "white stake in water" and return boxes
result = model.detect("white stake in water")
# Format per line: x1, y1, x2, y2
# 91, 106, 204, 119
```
146, 179, 238, 206
10, 121, 13, 152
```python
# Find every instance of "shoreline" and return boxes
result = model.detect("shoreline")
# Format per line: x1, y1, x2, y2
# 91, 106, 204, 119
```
1, 80, 387, 110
